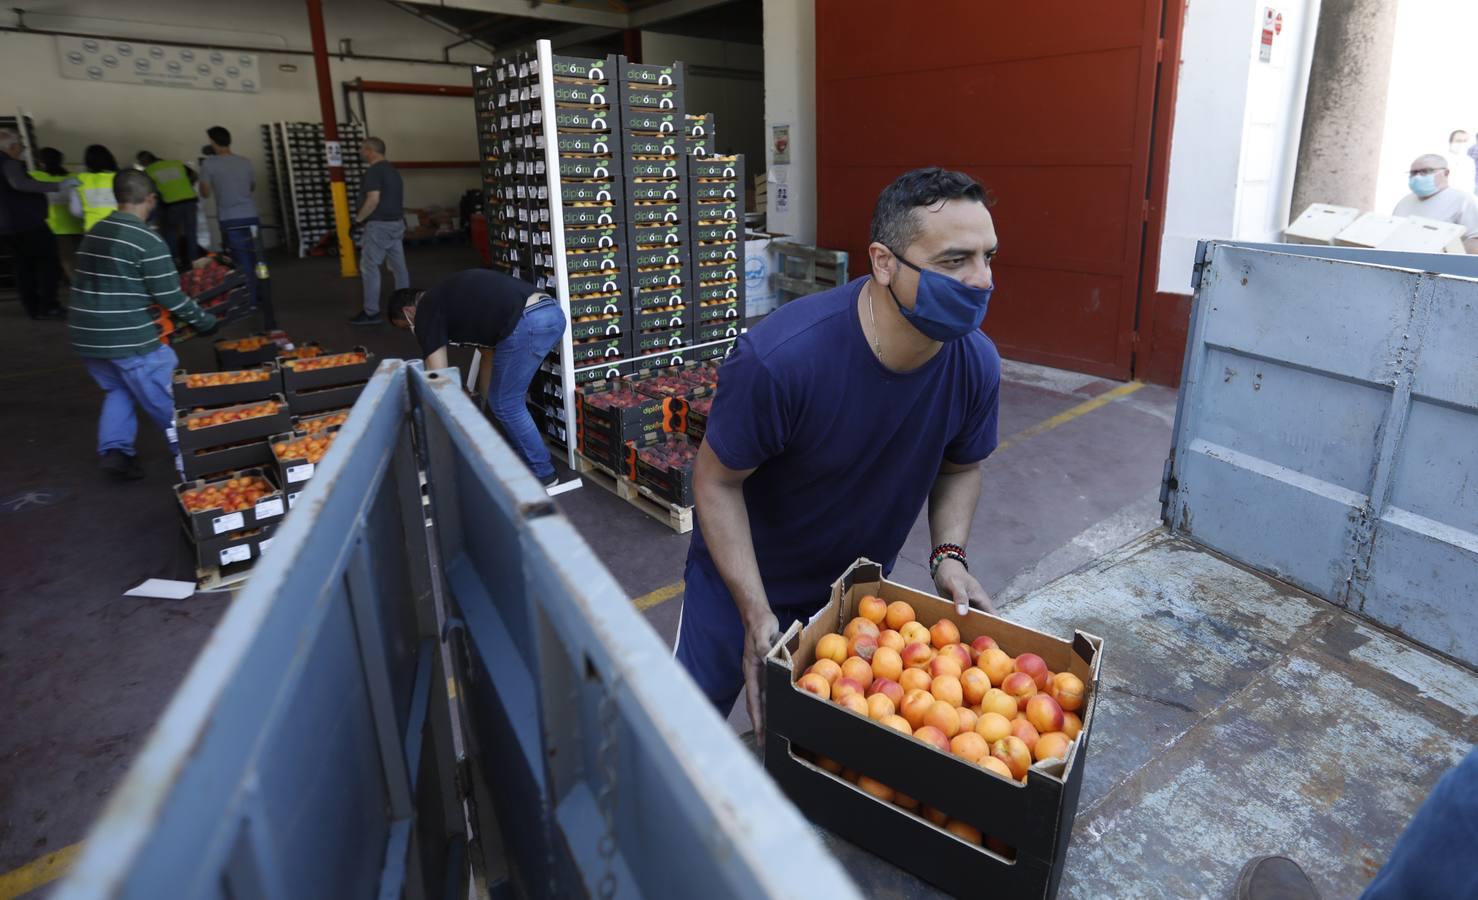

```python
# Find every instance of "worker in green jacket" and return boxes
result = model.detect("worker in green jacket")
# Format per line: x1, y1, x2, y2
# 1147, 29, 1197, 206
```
137, 150, 199, 270
64, 144, 120, 233
30, 147, 83, 282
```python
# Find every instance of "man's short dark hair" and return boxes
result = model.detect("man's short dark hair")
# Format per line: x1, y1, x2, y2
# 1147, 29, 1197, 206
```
390, 288, 423, 325
1450, 129, 1470, 143
114, 169, 156, 205
136, 150, 157, 166
365, 136, 386, 155
207, 126, 232, 147
869, 167, 991, 252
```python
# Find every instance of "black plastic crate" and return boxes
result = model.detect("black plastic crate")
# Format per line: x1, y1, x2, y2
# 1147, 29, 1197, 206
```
562, 180, 622, 205
175, 467, 286, 541
621, 60, 682, 85
699, 297, 742, 322
698, 260, 740, 283
631, 221, 684, 247
570, 293, 625, 319
625, 110, 682, 134
563, 223, 623, 250
694, 199, 741, 222
694, 221, 742, 243
629, 181, 683, 203
634, 265, 686, 290
171, 363, 281, 408
694, 339, 736, 362
568, 270, 627, 297
279, 348, 376, 392
623, 85, 684, 110
635, 305, 686, 332
694, 241, 740, 264
175, 396, 291, 453
286, 381, 365, 416
557, 132, 617, 155
562, 204, 620, 228
571, 332, 630, 364
633, 284, 688, 311
560, 156, 616, 179
632, 245, 685, 269
630, 202, 682, 225
630, 432, 697, 507
565, 246, 623, 275
697, 318, 742, 343
180, 438, 274, 482
628, 159, 683, 180
624, 135, 683, 157
690, 156, 742, 179
633, 326, 689, 354
553, 107, 614, 131
551, 53, 614, 82
692, 180, 739, 202
570, 312, 624, 341
696, 279, 741, 302
186, 520, 277, 570
551, 81, 614, 105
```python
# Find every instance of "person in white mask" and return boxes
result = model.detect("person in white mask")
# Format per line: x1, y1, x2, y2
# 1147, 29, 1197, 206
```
1448, 130, 1475, 194
1392, 153, 1478, 252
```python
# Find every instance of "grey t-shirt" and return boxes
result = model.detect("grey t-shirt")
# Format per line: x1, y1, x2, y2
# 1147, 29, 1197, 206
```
361, 160, 404, 222
200, 154, 257, 222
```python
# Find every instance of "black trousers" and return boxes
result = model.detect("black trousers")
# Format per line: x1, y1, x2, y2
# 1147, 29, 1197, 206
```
160, 201, 200, 270
4, 223, 60, 317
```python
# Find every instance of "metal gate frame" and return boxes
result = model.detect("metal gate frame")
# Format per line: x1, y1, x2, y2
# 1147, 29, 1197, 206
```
57, 361, 861, 899
1165, 241, 1478, 668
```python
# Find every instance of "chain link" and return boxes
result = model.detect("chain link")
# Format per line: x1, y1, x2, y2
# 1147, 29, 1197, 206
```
594, 683, 620, 899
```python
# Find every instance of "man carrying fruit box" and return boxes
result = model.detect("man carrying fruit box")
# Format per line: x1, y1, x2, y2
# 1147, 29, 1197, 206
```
679, 168, 1000, 736
69, 170, 217, 480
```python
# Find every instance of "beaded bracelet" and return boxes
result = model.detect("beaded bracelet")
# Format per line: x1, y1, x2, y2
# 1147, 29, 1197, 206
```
929, 543, 968, 577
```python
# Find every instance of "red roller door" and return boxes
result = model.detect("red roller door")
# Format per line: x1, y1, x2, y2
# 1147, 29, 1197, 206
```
815, 0, 1170, 380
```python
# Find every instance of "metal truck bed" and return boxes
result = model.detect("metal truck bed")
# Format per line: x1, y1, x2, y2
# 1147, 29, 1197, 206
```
839, 241, 1478, 897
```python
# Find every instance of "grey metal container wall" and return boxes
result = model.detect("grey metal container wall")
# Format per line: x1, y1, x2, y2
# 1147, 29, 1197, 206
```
1166, 241, 1478, 668
55, 361, 862, 899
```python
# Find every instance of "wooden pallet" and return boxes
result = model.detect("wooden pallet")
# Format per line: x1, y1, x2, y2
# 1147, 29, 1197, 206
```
196, 560, 255, 592
576, 454, 693, 534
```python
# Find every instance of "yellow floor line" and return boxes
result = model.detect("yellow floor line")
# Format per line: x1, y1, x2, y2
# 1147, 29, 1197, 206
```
0, 842, 82, 900
633, 580, 684, 611
995, 381, 1146, 453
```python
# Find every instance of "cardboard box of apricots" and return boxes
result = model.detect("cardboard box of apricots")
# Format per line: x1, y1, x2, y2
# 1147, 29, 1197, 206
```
764, 558, 1103, 900
278, 346, 378, 393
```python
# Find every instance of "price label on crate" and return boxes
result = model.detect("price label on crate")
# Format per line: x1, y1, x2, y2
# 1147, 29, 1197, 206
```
286, 463, 315, 484
255, 497, 284, 519
211, 511, 245, 534
259, 537, 274, 554
219, 544, 252, 566
288, 491, 301, 509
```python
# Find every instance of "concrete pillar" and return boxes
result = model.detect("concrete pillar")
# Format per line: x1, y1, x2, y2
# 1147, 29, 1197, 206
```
1290, 0, 1400, 213
761, 0, 815, 242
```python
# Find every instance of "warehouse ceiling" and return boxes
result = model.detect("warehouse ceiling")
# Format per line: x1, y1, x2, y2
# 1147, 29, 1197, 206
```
387, 0, 762, 58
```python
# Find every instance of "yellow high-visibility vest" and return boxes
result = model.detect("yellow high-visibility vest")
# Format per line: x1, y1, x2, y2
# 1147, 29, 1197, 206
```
76, 171, 119, 232
145, 159, 197, 204
28, 170, 84, 235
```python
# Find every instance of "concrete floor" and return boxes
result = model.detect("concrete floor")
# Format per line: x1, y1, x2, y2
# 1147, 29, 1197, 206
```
0, 243, 1186, 889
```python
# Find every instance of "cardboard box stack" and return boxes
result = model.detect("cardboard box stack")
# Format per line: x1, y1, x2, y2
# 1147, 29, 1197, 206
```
764, 559, 1103, 899
175, 468, 286, 573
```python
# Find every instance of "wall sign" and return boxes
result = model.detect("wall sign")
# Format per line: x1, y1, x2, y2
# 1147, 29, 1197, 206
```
57, 36, 260, 93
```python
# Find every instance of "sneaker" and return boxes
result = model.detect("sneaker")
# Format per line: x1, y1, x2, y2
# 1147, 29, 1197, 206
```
1235, 856, 1321, 900
348, 311, 384, 326
543, 475, 581, 497
100, 449, 145, 480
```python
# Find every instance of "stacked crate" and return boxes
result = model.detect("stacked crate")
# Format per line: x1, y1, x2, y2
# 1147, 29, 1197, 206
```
173, 365, 290, 482
262, 121, 369, 257
176, 468, 286, 576
689, 154, 745, 360
279, 347, 376, 417
472, 65, 513, 275
269, 412, 345, 508
621, 60, 696, 370
685, 113, 716, 158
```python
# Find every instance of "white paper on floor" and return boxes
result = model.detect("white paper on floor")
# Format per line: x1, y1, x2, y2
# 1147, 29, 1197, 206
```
124, 578, 197, 600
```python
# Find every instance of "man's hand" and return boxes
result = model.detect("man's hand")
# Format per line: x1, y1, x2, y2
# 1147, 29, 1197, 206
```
933, 557, 993, 616
742, 608, 781, 744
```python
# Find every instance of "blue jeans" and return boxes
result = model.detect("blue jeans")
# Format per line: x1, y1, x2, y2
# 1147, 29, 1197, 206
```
485, 297, 565, 481
360, 220, 410, 316
220, 216, 258, 302
1361, 748, 1478, 898
83, 344, 180, 461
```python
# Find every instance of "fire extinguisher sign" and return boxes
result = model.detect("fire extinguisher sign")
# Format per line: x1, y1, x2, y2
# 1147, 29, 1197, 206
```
1260, 7, 1283, 63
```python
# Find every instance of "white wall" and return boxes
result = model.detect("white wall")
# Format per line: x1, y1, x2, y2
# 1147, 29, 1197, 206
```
1157, 0, 1320, 293
1373, 0, 1478, 212
640, 32, 764, 173
761, 0, 815, 242
0, 0, 483, 242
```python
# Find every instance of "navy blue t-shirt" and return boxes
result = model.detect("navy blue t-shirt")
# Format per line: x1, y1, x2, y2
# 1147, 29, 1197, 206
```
687, 276, 1001, 613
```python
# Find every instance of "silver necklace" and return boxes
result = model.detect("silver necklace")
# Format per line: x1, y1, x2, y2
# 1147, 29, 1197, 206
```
866, 281, 884, 361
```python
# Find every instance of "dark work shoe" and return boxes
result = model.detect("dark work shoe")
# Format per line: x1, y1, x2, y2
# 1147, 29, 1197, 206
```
1235, 856, 1321, 900
100, 449, 145, 480
348, 311, 384, 326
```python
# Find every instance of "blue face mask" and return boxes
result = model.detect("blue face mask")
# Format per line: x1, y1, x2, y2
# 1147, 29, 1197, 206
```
886, 251, 993, 342
1410, 173, 1440, 198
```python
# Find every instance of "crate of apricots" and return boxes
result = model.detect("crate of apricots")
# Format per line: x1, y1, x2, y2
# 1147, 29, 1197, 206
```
175, 397, 291, 452
270, 427, 340, 489
172, 363, 282, 407
174, 468, 286, 540
291, 409, 349, 435
763, 558, 1102, 900
214, 331, 294, 368
279, 346, 376, 392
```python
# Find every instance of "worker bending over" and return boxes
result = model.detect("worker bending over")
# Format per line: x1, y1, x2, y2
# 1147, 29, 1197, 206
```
393, 269, 568, 493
